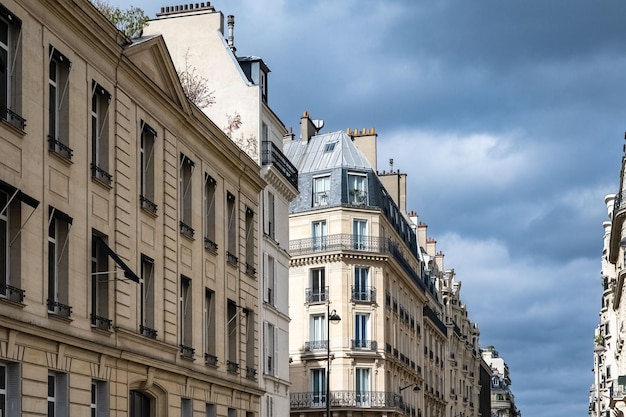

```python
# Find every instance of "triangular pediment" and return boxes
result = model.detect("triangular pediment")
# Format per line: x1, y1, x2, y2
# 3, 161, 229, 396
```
123, 35, 189, 112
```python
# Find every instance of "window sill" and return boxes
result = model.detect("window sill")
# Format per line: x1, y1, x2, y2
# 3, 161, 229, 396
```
0, 117, 26, 137
48, 312, 73, 323
0, 295, 25, 309
179, 221, 195, 240
140, 196, 158, 216
49, 148, 73, 165
204, 238, 218, 254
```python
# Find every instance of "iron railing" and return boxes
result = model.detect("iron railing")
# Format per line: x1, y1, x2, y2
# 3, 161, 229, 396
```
0, 106, 26, 130
304, 340, 328, 351
423, 305, 447, 336
261, 140, 298, 189
290, 391, 403, 410
305, 287, 328, 304
351, 286, 376, 303
351, 339, 378, 350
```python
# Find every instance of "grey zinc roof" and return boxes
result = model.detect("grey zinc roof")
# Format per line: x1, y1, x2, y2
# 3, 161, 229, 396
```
283, 131, 373, 174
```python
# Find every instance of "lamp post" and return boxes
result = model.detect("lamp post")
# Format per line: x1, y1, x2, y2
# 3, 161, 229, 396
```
326, 305, 341, 417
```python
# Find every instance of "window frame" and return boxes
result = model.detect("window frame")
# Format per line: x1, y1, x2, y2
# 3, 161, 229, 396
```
203, 174, 217, 252
139, 122, 157, 214
0, 5, 24, 130
312, 175, 330, 207
91, 81, 111, 185
48, 46, 72, 160
140, 254, 156, 338
179, 153, 195, 237
91, 232, 111, 330
48, 207, 72, 315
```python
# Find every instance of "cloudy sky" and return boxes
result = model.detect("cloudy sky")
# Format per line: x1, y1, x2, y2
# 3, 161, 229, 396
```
111, 1, 625, 416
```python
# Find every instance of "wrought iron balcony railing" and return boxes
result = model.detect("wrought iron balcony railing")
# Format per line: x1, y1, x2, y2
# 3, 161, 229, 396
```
351, 339, 378, 350
261, 140, 298, 189
0, 105, 26, 130
305, 287, 328, 304
0, 283, 25, 303
290, 391, 404, 410
351, 286, 376, 303
290, 234, 424, 292
304, 340, 328, 351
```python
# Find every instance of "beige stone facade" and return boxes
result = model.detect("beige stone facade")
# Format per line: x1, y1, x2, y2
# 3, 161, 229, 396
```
0, 0, 266, 415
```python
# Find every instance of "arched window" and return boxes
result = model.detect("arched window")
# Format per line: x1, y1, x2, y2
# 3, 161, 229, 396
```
130, 390, 151, 417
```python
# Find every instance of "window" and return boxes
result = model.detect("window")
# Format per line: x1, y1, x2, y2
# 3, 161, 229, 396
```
348, 173, 367, 205
309, 314, 326, 351
227, 299, 238, 367
129, 390, 150, 417
0, 5, 24, 129
245, 310, 255, 378
0, 190, 22, 302
260, 70, 267, 103
265, 322, 276, 375
91, 233, 110, 330
91, 82, 111, 185
48, 372, 68, 417
140, 255, 156, 338
204, 174, 217, 251
91, 380, 109, 417
48, 207, 72, 315
206, 403, 217, 417
226, 192, 237, 264
48, 46, 72, 160
354, 313, 370, 349
228, 408, 237, 417
181, 398, 192, 417
353, 267, 371, 302
179, 154, 194, 237
265, 397, 274, 417
139, 122, 157, 214
355, 368, 371, 406
245, 207, 255, 275
180, 276, 193, 358
308, 268, 326, 304
266, 191, 275, 239
0, 362, 20, 415
265, 255, 275, 305
312, 175, 330, 207
311, 220, 327, 251
204, 289, 216, 364
311, 368, 326, 407
353, 219, 367, 250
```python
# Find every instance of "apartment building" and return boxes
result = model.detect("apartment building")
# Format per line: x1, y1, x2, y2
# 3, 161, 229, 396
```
482, 347, 521, 417
144, 4, 299, 416
0, 0, 266, 415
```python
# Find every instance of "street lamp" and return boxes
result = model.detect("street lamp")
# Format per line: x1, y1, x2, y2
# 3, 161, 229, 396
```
399, 383, 421, 393
327, 305, 341, 417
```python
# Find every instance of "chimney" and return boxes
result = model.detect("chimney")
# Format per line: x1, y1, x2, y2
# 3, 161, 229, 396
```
417, 222, 428, 249
426, 237, 436, 257
227, 15, 236, 53
300, 111, 317, 143
348, 127, 378, 171
435, 251, 445, 272
283, 127, 295, 144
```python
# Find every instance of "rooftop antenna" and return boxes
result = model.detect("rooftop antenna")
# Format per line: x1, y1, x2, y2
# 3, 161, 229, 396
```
389, 158, 394, 172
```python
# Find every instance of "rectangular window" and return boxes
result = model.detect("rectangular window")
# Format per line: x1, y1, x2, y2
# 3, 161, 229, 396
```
48, 372, 68, 417
180, 154, 195, 237
309, 314, 326, 349
206, 403, 217, 417
348, 173, 367, 205
354, 313, 370, 348
91, 82, 111, 185
245, 310, 255, 377
353, 267, 371, 302
0, 362, 20, 416
0, 190, 21, 301
308, 268, 326, 304
312, 175, 330, 207
355, 368, 371, 406
0, 5, 24, 129
204, 174, 217, 251
226, 192, 237, 264
181, 398, 192, 417
265, 255, 275, 305
91, 233, 110, 330
180, 276, 193, 356
353, 219, 367, 250
139, 122, 157, 214
204, 289, 216, 364
227, 299, 238, 365
265, 323, 276, 375
311, 220, 327, 251
311, 368, 326, 407
48, 207, 72, 315
48, 46, 72, 160
228, 408, 236, 417
91, 380, 108, 417
140, 255, 156, 338
266, 191, 275, 239
245, 207, 255, 275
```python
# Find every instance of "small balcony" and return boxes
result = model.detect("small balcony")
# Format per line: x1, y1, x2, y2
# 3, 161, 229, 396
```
91, 314, 112, 331
305, 287, 328, 304
261, 140, 298, 189
0, 283, 25, 303
290, 391, 404, 411
140, 325, 157, 339
351, 339, 378, 351
304, 340, 328, 352
180, 345, 195, 360
204, 353, 218, 366
226, 360, 239, 373
351, 286, 376, 303
47, 300, 72, 317
48, 136, 73, 161
349, 189, 368, 205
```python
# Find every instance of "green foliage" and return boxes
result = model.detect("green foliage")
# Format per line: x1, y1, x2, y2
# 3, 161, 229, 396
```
92, 0, 149, 38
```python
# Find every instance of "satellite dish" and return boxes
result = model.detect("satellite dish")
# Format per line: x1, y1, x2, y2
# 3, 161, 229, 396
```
313, 119, 324, 131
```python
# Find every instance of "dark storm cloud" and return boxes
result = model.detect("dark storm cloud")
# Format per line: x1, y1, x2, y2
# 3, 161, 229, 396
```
112, 1, 624, 416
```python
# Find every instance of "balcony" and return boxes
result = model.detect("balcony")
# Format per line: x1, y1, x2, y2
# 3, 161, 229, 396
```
48, 136, 73, 161
91, 314, 112, 331
290, 234, 424, 292
226, 360, 239, 373
0, 283, 25, 303
0, 105, 26, 130
304, 340, 328, 352
305, 287, 328, 304
261, 140, 298, 189
349, 189, 368, 206
140, 325, 157, 339
290, 391, 404, 410
351, 286, 376, 303
423, 305, 447, 336
351, 339, 378, 351
47, 300, 72, 317
180, 345, 195, 360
